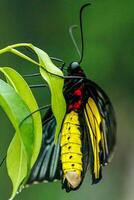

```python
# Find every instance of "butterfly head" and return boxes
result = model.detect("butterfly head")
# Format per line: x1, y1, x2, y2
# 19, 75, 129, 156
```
68, 62, 80, 73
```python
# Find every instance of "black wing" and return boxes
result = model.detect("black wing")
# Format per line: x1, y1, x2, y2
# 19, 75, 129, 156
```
27, 109, 61, 185
83, 79, 116, 183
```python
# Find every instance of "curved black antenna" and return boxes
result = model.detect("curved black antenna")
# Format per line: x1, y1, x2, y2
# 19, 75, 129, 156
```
79, 3, 91, 64
69, 25, 81, 59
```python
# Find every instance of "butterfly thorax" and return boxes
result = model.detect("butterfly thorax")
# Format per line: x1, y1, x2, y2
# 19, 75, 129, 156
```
65, 63, 86, 112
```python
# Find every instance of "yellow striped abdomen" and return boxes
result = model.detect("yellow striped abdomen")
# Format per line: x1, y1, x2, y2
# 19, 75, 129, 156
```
60, 111, 83, 188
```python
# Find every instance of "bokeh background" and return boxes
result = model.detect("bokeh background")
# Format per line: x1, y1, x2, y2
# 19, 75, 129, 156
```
0, 0, 133, 200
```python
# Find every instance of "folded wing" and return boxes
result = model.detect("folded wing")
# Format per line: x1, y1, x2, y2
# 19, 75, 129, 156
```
83, 80, 116, 183
27, 110, 61, 185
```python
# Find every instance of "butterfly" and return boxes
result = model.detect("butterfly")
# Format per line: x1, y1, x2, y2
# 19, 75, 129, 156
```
26, 3, 116, 192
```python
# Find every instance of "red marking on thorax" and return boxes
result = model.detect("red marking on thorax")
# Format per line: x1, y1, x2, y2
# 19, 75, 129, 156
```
74, 89, 82, 96
68, 87, 84, 111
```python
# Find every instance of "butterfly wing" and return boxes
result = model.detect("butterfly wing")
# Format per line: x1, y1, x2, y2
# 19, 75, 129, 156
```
83, 79, 116, 183
27, 109, 61, 185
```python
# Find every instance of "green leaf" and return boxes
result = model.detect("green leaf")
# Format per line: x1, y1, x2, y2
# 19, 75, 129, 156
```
0, 43, 66, 143
0, 79, 34, 158
7, 134, 27, 200
31, 46, 66, 142
0, 67, 42, 168
0, 79, 34, 199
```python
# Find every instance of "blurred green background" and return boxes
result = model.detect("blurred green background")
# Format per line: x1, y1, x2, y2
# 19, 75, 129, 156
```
0, 0, 133, 199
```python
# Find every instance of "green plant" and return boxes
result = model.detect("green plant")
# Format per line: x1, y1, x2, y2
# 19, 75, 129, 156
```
0, 43, 66, 199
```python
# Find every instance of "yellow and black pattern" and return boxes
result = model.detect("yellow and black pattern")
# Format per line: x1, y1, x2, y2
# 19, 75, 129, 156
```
27, 80, 116, 190
60, 111, 83, 181
84, 97, 102, 180
24, 3, 116, 194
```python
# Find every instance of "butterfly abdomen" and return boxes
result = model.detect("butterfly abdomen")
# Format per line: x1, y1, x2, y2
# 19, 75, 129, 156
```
60, 111, 83, 188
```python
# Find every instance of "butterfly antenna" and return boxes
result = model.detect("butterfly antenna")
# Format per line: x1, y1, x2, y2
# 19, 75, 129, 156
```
79, 3, 91, 64
69, 25, 81, 59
